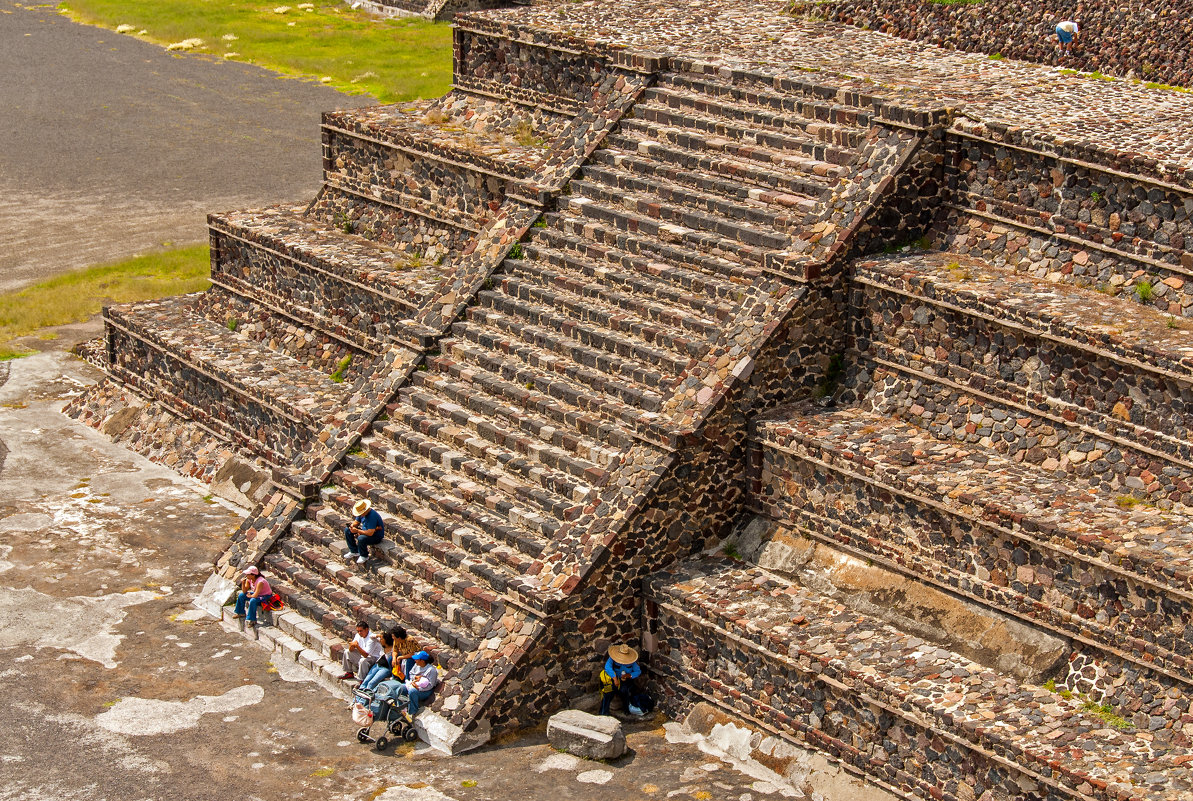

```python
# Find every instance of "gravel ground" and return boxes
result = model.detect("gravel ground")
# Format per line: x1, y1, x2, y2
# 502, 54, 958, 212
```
0, 0, 371, 293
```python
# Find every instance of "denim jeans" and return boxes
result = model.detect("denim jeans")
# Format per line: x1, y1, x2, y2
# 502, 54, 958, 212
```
406, 687, 434, 715
344, 526, 385, 559
361, 663, 392, 692
234, 592, 262, 623
599, 678, 637, 715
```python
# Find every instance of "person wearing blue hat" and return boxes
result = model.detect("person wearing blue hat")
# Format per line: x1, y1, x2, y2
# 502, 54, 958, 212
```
400, 650, 439, 721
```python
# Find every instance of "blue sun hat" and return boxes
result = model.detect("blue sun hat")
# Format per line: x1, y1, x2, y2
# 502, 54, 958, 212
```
412, 650, 430, 662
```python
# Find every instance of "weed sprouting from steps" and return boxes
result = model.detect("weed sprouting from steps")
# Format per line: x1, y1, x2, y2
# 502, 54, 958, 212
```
1135, 280, 1154, 303
348, 446, 365, 456
1090, 190, 1102, 203
330, 354, 352, 383
226, 317, 238, 332
721, 539, 742, 560
532, 217, 548, 228
334, 212, 355, 235
508, 244, 524, 260
1114, 494, 1156, 510
397, 251, 425, 270
422, 108, 450, 126
512, 120, 546, 149
988, 53, 1004, 60
1081, 699, 1132, 729
946, 261, 972, 281
1168, 316, 1181, 330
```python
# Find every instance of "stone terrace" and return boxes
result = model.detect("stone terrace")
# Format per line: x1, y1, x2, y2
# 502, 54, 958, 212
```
481, 0, 1193, 182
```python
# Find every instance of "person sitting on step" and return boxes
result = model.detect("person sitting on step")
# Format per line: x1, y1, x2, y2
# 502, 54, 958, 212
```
599, 643, 643, 716
232, 566, 272, 639
357, 630, 397, 693
389, 626, 420, 682
344, 498, 385, 565
400, 650, 439, 722
338, 620, 385, 682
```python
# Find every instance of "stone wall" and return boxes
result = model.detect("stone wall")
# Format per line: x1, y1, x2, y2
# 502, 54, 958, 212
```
795, 0, 1193, 88
938, 126, 1193, 314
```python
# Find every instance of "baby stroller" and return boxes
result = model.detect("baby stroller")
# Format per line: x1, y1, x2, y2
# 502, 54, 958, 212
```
350, 682, 418, 751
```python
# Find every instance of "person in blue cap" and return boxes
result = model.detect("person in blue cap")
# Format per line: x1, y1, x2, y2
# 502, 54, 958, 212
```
400, 650, 439, 721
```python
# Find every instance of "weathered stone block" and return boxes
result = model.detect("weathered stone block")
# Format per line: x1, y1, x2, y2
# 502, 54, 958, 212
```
546, 709, 626, 760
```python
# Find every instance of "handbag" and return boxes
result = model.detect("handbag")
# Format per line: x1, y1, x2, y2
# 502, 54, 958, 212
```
351, 702, 373, 726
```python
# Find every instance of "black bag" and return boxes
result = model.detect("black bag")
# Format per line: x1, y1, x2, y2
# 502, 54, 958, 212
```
631, 691, 655, 714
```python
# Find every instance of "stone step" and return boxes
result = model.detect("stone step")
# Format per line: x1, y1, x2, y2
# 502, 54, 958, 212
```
210, 206, 446, 333
605, 130, 834, 202
660, 69, 874, 139
313, 482, 548, 610
616, 117, 847, 183
647, 558, 1193, 801
580, 157, 813, 231
753, 407, 1193, 683
642, 80, 870, 150
482, 273, 706, 364
435, 335, 676, 447
289, 516, 527, 643
853, 253, 1193, 472
377, 402, 596, 506
452, 315, 671, 410
630, 99, 858, 167
569, 176, 793, 252
399, 370, 627, 469
335, 454, 549, 575
359, 424, 567, 549
503, 249, 727, 339
273, 534, 483, 651
564, 194, 768, 268
527, 225, 748, 312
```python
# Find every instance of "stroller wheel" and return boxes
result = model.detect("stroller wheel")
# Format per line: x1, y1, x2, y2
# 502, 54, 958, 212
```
403, 727, 419, 742
356, 727, 370, 743
375, 735, 389, 752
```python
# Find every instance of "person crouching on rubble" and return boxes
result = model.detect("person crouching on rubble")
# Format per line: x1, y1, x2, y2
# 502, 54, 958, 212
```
599, 643, 643, 716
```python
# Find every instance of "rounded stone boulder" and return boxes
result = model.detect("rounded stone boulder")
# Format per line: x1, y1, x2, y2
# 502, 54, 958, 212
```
546, 709, 626, 760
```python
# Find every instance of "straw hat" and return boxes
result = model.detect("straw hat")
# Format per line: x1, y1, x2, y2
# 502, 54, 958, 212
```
352, 499, 372, 516
608, 644, 638, 664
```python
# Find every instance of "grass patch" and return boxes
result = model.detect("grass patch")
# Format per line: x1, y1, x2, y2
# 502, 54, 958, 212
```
1082, 698, 1132, 729
721, 539, 742, 560
330, 353, 352, 383
1135, 280, 1154, 303
929, 0, 982, 5
0, 244, 210, 359
58, 0, 453, 103
1144, 81, 1192, 93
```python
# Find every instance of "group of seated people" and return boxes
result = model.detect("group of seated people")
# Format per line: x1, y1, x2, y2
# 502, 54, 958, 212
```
339, 620, 438, 722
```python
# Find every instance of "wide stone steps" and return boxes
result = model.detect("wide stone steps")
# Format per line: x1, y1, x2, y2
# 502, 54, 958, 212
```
483, 272, 707, 363
564, 194, 768, 268
536, 216, 758, 297
399, 371, 627, 469
452, 316, 671, 410
411, 355, 639, 455
630, 100, 858, 167
289, 516, 523, 640
272, 536, 481, 652
568, 175, 793, 251
605, 130, 835, 202
641, 80, 869, 150
854, 253, 1193, 470
335, 454, 550, 575
659, 69, 874, 145
358, 424, 567, 549
376, 405, 595, 508
579, 159, 812, 231
502, 251, 727, 337
434, 336, 677, 446
754, 406, 1193, 681
526, 226, 747, 312
616, 116, 848, 184
647, 558, 1193, 801
313, 483, 546, 610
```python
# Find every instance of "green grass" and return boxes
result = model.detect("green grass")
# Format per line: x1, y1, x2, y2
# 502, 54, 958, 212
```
0, 245, 211, 359
58, 0, 453, 103
929, 0, 982, 5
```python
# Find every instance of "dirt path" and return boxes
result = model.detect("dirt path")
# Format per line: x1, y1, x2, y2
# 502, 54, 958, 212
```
0, 1, 370, 293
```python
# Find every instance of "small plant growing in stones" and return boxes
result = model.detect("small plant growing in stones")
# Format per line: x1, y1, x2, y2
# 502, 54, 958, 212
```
1167, 316, 1181, 329
334, 211, 355, 235
508, 243, 524, 259
1135, 280, 1154, 303
1089, 190, 1102, 203
1082, 698, 1132, 729
226, 317, 238, 332
946, 261, 972, 281
512, 120, 545, 149
721, 539, 742, 560
330, 354, 352, 383
988, 52, 1003, 60
533, 217, 548, 228
422, 108, 450, 126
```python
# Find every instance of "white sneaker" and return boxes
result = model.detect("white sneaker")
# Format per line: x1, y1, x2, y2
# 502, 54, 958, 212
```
356, 556, 367, 564
344, 552, 356, 562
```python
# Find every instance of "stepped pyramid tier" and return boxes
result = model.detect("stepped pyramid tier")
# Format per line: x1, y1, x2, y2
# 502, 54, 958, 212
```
70, 0, 1193, 785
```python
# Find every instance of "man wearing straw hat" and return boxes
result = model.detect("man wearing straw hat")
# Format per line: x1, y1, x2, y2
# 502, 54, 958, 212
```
599, 643, 643, 716
344, 498, 385, 565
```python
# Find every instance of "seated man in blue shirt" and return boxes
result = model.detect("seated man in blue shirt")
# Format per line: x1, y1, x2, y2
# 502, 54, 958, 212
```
344, 498, 385, 565
599, 643, 643, 716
